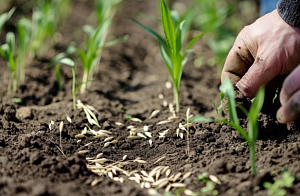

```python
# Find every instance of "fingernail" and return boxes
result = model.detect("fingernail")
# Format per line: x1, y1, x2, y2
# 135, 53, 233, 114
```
276, 108, 284, 124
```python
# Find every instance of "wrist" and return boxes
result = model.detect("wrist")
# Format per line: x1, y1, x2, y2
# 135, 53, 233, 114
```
277, 0, 300, 29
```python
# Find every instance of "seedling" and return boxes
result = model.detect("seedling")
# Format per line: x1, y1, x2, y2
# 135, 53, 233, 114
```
0, 7, 15, 37
132, 0, 204, 112
17, 18, 32, 82
77, 24, 128, 93
192, 77, 265, 174
0, 32, 19, 95
264, 170, 295, 196
55, 58, 77, 110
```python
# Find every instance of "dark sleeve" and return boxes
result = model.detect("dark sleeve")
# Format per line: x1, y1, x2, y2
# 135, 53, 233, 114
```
277, 0, 300, 28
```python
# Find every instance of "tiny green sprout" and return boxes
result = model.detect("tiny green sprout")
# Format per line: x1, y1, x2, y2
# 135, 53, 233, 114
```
0, 7, 15, 37
12, 97, 22, 103
192, 77, 265, 174
125, 115, 132, 120
132, 0, 204, 112
17, 18, 32, 83
264, 171, 295, 196
197, 172, 210, 183
77, 23, 128, 94
0, 32, 18, 95
55, 58, 77, 110
201, 182, 218, 196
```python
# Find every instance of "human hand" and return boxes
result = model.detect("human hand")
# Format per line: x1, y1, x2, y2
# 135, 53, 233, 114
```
221, 10, 300, 99
277, 66, 300, 123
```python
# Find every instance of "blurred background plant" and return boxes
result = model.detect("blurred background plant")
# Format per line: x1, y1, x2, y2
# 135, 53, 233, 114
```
169, 0, 258, 74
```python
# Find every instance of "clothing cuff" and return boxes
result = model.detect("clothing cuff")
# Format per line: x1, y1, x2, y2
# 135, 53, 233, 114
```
277, 0, 300, 29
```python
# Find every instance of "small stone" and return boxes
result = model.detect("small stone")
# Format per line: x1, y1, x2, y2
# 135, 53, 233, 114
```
4, 106, 18, 122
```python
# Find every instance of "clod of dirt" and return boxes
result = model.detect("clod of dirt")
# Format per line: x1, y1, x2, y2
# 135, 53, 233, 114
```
4, 105, 18, 122
16, 107, 32, 119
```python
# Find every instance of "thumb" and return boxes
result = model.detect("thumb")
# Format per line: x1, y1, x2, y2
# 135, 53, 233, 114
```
236, 55, 281, 98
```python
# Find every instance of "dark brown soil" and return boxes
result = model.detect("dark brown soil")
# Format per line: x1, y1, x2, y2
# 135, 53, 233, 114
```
1, 1, 300, 196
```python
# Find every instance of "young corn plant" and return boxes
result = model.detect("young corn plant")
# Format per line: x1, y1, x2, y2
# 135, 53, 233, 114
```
0, 7, 15, 37
0, 32, 18, 95
77, 24, 128, 93
17, 18, 32, 83
55, 58, 77, 110
132, 0, 204, 112
191, 77, 265, 174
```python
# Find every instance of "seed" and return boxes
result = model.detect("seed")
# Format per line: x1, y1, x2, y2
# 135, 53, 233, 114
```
173, 172, 182, 182
123, 155, 127, 161
129, 177, 140, 184
66, 115, 72, 123
145, 182, 151, 189
49, 123, 52, 130
59, 121, 64, 133
170, 183, 186, 188
97, 130, 112, 135
165, 81, 172, 89
134, 173, 141, 180
148, 110, 160, 119
158, 94, 164, 99
152, 178, 170, 186
156, 169, 161, 181
113, 177, 120, 182
179, 133, 184, 139
145, 132, 152, 138
112, 169, 117, 175
154, 156, 166, 164
108, 172, 113, 178
131, 118, 142, 123
84, 142, 93, 146
140, 182, 145, 189
96, 153, 103, 159
78, 150, 89, 155
181, 172, 192, 181
134, 160, 147, 164
162, 166, 169, 174
119, 177, 124, 183
91, 178, 102, 186
115, 122, 123, 126
166, 169, 171, 177
127, 125, 135, 129
157, 180, 169, 189
209, 175, 221, 184
184, 189, 194, 196
89, 158, 109, 163
165, 184, 172, 192
149, 166, 163, 177
104, 142, 111, 147
51, 120, 55, 125
111, 140, 118, 144
149, 139, 153, 147
137, 133, 147, 138
93, 133, 110, 139
169, 103, 174, 113
156, 120, 171, 125
141, 170, 148, 177
163, 100, 168, 107
186, 108, 190, 119
168, 116, 179, 121
143, 176, 155, 183
75, 134, 85, 139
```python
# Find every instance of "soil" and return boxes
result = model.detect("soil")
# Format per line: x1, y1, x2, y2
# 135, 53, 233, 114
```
1, 1, 300, 196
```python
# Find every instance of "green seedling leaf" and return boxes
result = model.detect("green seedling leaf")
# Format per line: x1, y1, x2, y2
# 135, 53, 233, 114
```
161, 0, 176, 50
12, 98, 22, 103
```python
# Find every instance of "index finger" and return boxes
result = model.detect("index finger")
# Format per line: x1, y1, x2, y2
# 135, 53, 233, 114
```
221, 32, 254, 85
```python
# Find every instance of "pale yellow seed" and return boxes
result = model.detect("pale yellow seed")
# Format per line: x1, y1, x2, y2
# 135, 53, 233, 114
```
134, 173, 141, 180
149, 166, 163, 177
156, 169, 161, 181
181, 172, 192, 181
140, 182, 145, 189
143, 176, 155, 183
173, 172, 182, 182
127, 125, 135, 129
96, 153, 103, 159
168, 116, 179, 121
104, 142, 111, 147
66, 116, 72, 123
91, 178, 102, 186
179, 133, 184, 139
111, 140, 118, 144
165, 184, 172, 192
149, 139, 153, 147
163, 100, 168, 107
209, 175, 221, 184
166, 169, 171, 177
154, 156, 166, 164
123, 155, 127, 161
78, 150, 89, 155
184, 189, 194, 196
75, 134, 85, 139
158, 94, 164, 99
170, 183, 186, 188
134, 160, 147, 164
141, 170, 148, 177
157, 180, 169, 189
148, 110, 160, 119
108, 172, 113, 179
119, 177, 124, 183
93, 133, 109, 139
152, 178, 170, 186
131, 117, 142, 123
156, 120, 171, 125
113, 177, 120, 182
165, 81, 172, 89
145, 182, 151, 189
162, 166, 169, 174
104, 136, 114, 142
112, 169, 117, 175
115, 122, 123, 126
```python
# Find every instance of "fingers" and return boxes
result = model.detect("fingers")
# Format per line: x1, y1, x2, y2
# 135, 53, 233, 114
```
221, 30, 254, 85
276, 65, 300, 123
279, 65, 300, 105
277, 90, 300, 124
